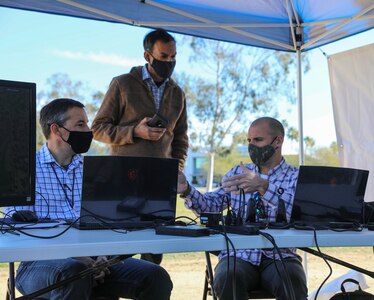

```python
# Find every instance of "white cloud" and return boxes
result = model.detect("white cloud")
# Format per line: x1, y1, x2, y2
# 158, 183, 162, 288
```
51, 50, 143, 67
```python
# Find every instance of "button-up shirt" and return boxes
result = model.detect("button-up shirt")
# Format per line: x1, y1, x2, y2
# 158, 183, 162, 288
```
184, 158, 299, 265
4, 143, 83, 220
142, 64, 169, 111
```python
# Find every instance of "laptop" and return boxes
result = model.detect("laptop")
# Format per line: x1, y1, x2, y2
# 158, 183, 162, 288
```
291, 166, 369, 230
75, 156, 179, 230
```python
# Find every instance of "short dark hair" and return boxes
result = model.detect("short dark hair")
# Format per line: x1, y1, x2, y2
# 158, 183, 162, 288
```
143, 28, 176, 52
251, 117, 285, 138
40, 98, 85, 139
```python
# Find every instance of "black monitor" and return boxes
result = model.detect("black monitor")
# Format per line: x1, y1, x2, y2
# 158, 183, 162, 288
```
291, 166, 369, 225
0, 79, 36, 207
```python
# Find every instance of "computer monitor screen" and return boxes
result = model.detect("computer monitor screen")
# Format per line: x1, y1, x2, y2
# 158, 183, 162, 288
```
291, 166, 369, 225
0, 79, 36, 207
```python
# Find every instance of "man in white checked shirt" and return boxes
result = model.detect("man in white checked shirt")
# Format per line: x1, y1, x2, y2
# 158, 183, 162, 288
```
178, 117, 307, 300
6, 98, 172, 300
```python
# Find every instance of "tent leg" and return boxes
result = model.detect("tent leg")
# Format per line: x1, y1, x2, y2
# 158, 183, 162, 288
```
297, 49, 304, 166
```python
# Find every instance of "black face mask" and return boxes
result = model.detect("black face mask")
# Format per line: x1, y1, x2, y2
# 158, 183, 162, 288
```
248, 136, 277, 166
150, 54, 176, 79
60, 126, 93, 154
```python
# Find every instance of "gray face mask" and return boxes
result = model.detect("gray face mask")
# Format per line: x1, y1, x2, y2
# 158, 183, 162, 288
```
248, 136, 277, 166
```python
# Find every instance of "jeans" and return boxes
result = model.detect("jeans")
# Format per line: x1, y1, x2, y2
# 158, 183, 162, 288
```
213, 255, 307, 300
16, 257, 172, 300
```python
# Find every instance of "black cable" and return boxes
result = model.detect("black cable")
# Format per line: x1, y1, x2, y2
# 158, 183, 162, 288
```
236, 188, 245, 225
258, 231, 296, 300
308, 228, 333, 300
35, 190, 51, 220
171, 215, 198, 225
218, 194, 237, 300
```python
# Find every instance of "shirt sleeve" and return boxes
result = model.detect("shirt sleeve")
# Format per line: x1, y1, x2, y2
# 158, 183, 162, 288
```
91, 78, 136, 145
171, 91, 189, 169
183, 165, 241, 215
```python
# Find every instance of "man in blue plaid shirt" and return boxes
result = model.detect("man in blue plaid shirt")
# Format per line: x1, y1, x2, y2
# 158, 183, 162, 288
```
178, 117, 307, 300
7, 98, 172, 300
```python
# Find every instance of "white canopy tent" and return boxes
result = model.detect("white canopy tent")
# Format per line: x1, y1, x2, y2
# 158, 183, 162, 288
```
1, 0, 373, 161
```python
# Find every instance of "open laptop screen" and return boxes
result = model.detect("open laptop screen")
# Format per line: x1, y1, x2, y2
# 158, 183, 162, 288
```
291, 166, 369, 226
80, 156, 178, 228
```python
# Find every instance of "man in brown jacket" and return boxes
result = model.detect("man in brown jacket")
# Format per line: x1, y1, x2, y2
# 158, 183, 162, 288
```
92, 28, 188, 264
92, 28, 188, 169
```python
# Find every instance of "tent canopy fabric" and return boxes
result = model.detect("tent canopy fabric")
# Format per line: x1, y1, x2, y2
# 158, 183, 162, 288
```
1, 0, 373, 52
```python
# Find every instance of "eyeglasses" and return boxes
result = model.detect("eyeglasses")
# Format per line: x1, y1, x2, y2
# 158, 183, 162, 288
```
252, 193, 267, 220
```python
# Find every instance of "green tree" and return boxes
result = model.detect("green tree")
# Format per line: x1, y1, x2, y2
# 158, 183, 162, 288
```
37, 73, 107, 154
308, 142, 339, 166
284, 142, 339, 167
177, 38, 309, 190
304, 136, 316, 155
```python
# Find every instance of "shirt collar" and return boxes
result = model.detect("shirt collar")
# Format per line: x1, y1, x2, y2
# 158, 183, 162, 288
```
142, 64, 169, 85
39, 143, 83, 169
255, 158, 287, 176
267, 158, 287, 176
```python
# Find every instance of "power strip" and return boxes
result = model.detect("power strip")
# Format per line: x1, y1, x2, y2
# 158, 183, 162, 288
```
155, 225, 211, 237
210, 224, 260, 235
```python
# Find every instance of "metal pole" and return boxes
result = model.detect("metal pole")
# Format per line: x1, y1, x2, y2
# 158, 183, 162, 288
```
297, 49, 304, 165
297, 48, 308, 283
8, 262, 15, 300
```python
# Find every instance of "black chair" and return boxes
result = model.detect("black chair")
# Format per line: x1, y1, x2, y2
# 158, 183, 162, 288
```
203, 252, 274, 300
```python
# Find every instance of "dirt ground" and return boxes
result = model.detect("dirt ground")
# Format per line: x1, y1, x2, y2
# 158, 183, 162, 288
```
1, 247, 373, 299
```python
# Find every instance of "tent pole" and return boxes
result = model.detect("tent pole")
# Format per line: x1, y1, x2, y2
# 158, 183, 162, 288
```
297, 47, 308, 285
297, 49, 304, 165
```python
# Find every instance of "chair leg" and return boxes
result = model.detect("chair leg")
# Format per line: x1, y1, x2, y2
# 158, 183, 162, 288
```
6, 279, 10, 300
204, 252, 218, 300
202, 267, 209, 300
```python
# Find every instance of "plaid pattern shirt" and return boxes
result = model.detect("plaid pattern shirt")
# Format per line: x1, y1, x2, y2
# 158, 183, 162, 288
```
142, 64, 169, 111
184, 159, 299, 265
3, 143, 83, 220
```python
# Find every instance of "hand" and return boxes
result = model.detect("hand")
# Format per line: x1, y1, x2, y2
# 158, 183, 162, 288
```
221, 162, 268, 195
73, 256, 110, 286
134, 117, 166, 141
177, 170, 189, 194
73, 256, 96, 267
92, 256, 110, 285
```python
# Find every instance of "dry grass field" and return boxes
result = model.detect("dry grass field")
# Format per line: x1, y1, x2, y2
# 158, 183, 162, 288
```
1, 247, 373, 299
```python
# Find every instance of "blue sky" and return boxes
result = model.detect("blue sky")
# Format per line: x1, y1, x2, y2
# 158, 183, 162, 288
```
1, 6, 373, 153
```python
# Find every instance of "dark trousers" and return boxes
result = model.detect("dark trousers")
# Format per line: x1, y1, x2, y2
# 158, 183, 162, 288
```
213, 255, 307, 300
15, 257, 172, 300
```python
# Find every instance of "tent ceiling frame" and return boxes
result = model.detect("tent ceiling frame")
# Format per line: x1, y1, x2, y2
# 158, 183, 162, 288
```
301, 3, 374, 50
51, 0, 374, 52
57, 0, 135, 24
286, 0, 298, 50
57, 0, 295, 51
128, 23, 292, 28
144, 0, 294, 50
303, 14, 374, 27
289, 0, 301, 26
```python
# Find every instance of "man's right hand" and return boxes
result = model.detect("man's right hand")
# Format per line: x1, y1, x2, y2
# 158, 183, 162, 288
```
133, 117, 166, 141
177, 170, 189, 194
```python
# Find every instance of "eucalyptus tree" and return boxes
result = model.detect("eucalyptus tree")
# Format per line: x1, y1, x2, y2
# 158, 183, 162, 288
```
177, 38, 309, 190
